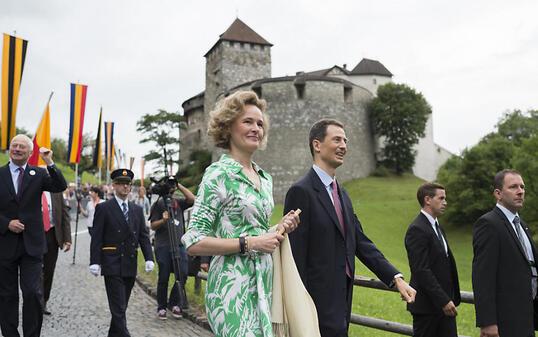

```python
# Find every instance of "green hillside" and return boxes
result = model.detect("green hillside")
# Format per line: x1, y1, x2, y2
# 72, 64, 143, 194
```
0, 152, 98, 185
273, 173, 477, 336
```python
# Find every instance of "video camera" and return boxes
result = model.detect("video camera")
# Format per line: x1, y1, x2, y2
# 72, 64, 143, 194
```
150, 175, 178, 197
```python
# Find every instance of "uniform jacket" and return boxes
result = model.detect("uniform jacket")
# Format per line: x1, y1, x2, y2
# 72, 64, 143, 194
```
90, 198, 153, 277
0, 163, 67, 258
472, 206, 538, 336
405, 212, 460, 314
284, 168, 399, 334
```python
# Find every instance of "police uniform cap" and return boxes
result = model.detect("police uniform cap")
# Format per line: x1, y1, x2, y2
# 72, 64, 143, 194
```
111, 169, 134, 183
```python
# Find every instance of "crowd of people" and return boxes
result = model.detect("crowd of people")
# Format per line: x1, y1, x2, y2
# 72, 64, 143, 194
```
0, 90, 534, 337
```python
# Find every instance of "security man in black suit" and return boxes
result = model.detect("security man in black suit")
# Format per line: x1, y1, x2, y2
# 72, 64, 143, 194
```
89, 169, 154, 337
472, 169, 537, 337
405, 183, 460, 337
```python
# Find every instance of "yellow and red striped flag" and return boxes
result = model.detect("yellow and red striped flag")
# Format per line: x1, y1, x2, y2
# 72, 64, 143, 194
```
1, 33, 28, 150
104, 121, 114, 171
28, 93, 53, 166
67, 83, 88, 163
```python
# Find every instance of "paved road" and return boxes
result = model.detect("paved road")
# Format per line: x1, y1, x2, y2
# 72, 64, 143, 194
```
19, 214, 213, 337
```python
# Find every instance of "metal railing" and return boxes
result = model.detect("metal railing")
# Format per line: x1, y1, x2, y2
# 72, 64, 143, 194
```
194, 272, 473, 336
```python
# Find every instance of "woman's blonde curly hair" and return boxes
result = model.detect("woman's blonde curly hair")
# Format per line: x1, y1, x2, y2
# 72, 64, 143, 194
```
208, 90, 269, 150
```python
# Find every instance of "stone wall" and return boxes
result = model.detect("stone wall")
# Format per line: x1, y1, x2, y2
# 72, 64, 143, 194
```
230, 78, 376, 203
204, 41, 271, 115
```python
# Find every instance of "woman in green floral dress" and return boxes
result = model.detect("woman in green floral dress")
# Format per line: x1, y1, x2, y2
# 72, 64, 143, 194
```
182, 91, 300, 337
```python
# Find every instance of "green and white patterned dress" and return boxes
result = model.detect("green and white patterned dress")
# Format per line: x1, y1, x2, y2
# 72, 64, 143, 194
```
182, 154, 275, 337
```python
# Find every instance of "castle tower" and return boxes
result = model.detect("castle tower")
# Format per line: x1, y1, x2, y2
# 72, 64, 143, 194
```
203, 18, 273, 112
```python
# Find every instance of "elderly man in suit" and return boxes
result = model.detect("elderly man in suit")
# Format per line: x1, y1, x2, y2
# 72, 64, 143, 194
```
405, 183, 460, 337
284, 119, 416, 337
0, 134, 67, 337
472, 169, 537, 337
90, 169, 154, 337
40, 181, 71, 315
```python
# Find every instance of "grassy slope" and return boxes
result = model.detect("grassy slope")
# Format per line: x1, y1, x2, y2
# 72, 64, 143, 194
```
0, 152, 98, 184
139, 173, 479, 336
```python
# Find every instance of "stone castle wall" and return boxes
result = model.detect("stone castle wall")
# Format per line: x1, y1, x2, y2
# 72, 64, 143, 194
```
204, 41, 271, 115
230, 79, 377, 203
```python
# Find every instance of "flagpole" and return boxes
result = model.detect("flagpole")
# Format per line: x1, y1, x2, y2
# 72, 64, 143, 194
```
46, 91, 54, 110
75, 163, 79, 188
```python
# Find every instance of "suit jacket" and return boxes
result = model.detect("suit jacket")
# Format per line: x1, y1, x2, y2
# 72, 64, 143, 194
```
0, 163, 67, 258
284, 168, 399, 333
472, 206, 538, 336
90, 198, 153, 277
405, 212, 460, 315
49, 192, 71, 247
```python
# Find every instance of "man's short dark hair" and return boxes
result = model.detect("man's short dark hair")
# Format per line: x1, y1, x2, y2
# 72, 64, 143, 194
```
417, 183, 445, 208
493, 169, 521, 191
309, 119, 344, 157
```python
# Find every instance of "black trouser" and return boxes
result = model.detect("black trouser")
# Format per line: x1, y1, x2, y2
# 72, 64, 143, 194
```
41, 227, 59, 306
154, 245, 188, 310
0, 235, 43, 337
104, 275, 135, 337
319, 273, 353, 337
412, 312, 457, 337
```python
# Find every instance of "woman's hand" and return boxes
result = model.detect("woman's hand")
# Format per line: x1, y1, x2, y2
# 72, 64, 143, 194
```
249, 232, 284, 253
276, 209, 301, 234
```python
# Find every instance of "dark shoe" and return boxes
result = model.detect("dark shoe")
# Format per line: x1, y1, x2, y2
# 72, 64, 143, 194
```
157, 309, 167, 320
170, 306, 182, 319
43, 303, 51, 315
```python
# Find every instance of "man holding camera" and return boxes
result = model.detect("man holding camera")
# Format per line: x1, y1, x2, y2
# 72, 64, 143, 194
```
149, 177, 195, 320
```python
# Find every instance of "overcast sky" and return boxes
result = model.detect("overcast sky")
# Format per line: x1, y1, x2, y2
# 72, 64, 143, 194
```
2, 0, 537, 177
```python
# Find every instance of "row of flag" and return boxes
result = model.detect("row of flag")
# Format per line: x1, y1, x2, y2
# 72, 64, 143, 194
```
1, 33, 145, 183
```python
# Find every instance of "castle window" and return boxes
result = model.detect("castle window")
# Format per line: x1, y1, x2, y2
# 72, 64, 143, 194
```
252, 85, 262, 98
373, 78, 377, 85
197, 129, 201, 140
260, 45, 265, 52
344, 86, 352, 103
250, 44, 255, 51
229, 41, 234, 47
240, 42, 245, 50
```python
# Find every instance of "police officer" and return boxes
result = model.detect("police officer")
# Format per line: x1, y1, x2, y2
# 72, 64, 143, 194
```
89, 169, 154, 337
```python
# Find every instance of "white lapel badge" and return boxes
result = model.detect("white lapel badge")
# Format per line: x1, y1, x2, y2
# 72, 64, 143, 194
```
29, 170, 36, 176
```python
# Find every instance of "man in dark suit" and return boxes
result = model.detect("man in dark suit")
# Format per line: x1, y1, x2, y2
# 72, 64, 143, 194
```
40, 188, 71, 315
405, 183, 460, 337
0, 134, 67, 337
284, 119, 416, 337
472, 169, 537, 337
90, 169, 155, 337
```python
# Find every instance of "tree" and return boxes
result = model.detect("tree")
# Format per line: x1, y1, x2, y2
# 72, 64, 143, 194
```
136, 109, 184, 175
177, 149, 212, 190
368, 82, 431, 174
438, 109, 537, 232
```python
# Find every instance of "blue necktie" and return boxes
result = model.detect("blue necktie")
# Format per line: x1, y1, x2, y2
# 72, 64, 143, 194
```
122, 202, 129, 222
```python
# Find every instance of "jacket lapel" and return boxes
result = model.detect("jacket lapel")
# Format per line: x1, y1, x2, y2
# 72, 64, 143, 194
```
419, 213, 448, 254
495, 207, 529, 263
309, 169, 345, 238
110, 199, 131, 233
0, 164, 16, 199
